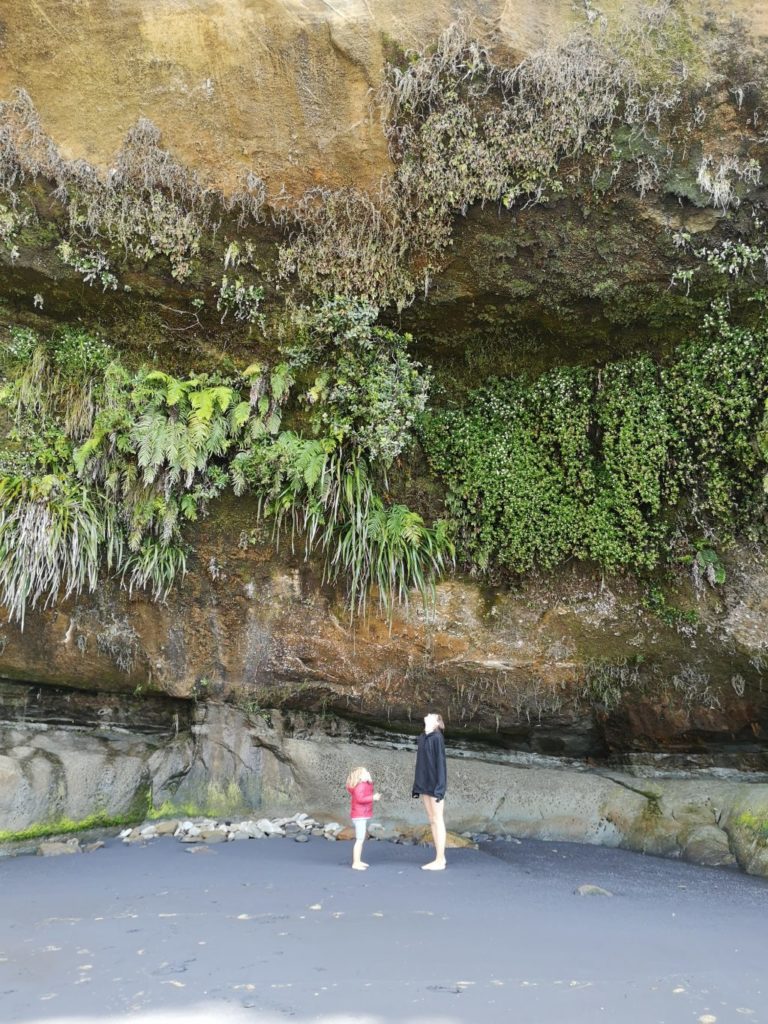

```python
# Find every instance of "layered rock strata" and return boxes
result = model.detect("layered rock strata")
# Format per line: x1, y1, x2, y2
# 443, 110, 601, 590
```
2, 686, 768, 876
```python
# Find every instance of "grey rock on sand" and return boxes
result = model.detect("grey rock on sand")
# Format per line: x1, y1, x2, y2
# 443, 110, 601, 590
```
200, 830, 227, 843
37, 839, 81, 856
575, 884, 614, 897
82, 840, 105, 853
153, 819, 180, 836
681, 825, 737, 867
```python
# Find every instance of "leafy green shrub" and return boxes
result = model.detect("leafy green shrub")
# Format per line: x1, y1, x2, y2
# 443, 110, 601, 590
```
663, 304, 768, 529
423, 368, 595, 572
589, 356, 671, 569
1, 326, 37, 368
423, 311, 768, 577
286, 298, 430, 466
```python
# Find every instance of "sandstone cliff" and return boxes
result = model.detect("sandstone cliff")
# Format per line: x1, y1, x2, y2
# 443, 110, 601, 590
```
1, 0, 768, 868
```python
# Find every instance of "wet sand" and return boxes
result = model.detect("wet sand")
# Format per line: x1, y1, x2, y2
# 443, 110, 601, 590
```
0, 834, 766, 1023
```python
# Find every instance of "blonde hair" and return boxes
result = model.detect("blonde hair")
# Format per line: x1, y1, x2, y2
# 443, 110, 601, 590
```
346, 766, 371, 788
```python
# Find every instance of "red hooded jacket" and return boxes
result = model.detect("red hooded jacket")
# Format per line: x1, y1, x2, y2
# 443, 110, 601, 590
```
346, 780, 374, 819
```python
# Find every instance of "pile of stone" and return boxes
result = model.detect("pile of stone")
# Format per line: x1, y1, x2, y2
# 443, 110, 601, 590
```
120, 813, 354, 845
117, 815, 497, 849
33, 817, 523, 854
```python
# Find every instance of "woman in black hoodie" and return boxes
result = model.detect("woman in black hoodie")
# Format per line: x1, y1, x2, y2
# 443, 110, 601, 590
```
412, 712, 447, 870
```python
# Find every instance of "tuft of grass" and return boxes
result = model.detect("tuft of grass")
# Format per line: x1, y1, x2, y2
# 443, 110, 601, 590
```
0, 475, 107, 628
736, 811, 768, 843
0, 810, 140, 844
241, 434, 454, 620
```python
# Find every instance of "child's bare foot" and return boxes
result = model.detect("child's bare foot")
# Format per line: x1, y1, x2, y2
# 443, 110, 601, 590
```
421, 860, 447, 871
360, 861, 369, 868
352, 863, 368, 870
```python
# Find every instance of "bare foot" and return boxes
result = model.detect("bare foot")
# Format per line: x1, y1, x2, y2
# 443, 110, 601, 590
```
421, 860, 447, 871
360, 861, 369, 868
352, 863, 368, 870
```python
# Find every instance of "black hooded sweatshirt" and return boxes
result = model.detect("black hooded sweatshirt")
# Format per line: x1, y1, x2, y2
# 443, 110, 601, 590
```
412, 729, 447, 801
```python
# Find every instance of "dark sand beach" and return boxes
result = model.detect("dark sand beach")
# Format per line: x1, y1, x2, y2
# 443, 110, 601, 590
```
1, 835, 766, 1024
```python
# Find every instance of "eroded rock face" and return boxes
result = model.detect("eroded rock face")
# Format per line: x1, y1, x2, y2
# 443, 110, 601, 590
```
2, 693, 768, 876
0, 496, 766, 759
2, 0, 767, 195
0, 1, 696, 194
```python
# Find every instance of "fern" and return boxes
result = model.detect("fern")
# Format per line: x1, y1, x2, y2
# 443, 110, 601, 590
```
0, 322, 441, 624
243, 434, 453, 619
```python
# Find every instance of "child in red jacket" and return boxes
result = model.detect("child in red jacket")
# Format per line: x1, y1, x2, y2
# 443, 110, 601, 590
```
345, 766, 381, 870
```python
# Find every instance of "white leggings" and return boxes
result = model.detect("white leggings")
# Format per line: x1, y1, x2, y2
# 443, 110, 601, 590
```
351, 817, 368, 840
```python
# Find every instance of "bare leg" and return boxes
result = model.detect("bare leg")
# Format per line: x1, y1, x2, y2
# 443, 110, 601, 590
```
421, 793, 438, 847
421, 795, 447, 870
352, 837, 368, 869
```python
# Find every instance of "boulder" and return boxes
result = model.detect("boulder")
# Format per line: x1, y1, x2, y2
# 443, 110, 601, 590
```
681, 825, 736, 868
256, 818, 282, 835
723, 797, 768, 876
200, 830, 227, 843
38, 840, 81, 856
416, 828, 478, 849
153, 820, 180, 836
235, 821, 265, 839
575, 884, 614, 897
